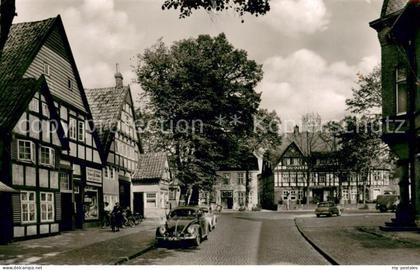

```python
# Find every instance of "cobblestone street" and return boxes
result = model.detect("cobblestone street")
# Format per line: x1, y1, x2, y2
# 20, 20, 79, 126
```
127, 212, 329, 265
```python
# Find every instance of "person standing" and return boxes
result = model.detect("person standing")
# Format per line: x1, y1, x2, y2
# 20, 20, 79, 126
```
102, 202, 112, 228
111, 202, 123, 232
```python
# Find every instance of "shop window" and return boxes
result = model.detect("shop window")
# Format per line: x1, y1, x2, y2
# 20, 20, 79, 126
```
396, 66, 408, 115
21, 191, 36, 223
40, 192, 54, 222
18, 140, 35, 163
146, 193, 157, 208
39, 145, 55, 166
84, 188, 99, 220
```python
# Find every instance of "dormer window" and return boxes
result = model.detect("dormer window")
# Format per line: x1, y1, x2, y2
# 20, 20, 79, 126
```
396, 66, 408, 115
43, 63, 50, 76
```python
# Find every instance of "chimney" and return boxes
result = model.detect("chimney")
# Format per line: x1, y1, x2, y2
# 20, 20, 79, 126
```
114, 63, 123, 88
293, 125, 300, 135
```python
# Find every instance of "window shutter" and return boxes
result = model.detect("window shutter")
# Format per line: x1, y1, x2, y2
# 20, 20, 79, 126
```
12, 193, 21, 224
55, 192, 62, 221
31, 142, 36, 162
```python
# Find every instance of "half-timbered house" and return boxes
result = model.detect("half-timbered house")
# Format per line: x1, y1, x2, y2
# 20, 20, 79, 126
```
85, 71, 141, 209
0, 16, 104, 236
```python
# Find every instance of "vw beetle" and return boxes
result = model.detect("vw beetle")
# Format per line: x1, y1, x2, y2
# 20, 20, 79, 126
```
156, 206, 210, 246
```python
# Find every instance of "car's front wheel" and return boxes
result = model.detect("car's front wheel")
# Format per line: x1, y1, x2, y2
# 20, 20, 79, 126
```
193, 231, 201, 246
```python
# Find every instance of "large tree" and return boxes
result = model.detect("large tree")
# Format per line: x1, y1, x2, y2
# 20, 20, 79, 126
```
339, 66, 393, 205
162, 0, 270, 21
135, 33, 262, 204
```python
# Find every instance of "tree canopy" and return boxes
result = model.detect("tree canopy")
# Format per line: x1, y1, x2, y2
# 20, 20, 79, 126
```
134, 33, 263, 197
162, 0, 270, 21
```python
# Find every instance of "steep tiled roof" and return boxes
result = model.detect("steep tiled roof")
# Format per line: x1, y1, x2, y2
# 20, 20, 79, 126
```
218, 154, 259, 171
0, 17, 56, 90
0, 78, 39, 129
132, 152, 168, 181
382, 0, 409, 16
278, 131, 335, 158
85, 86, 129, 147
0, 181, 17, 193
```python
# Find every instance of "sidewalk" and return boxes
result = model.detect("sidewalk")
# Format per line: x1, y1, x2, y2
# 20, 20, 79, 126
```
277, 203, 378, 213
0, 219, 158, 265
295, 215, 420, 264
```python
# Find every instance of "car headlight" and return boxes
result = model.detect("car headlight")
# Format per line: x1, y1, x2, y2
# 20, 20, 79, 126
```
187, 226, 195, 234
158, 226, 166, 235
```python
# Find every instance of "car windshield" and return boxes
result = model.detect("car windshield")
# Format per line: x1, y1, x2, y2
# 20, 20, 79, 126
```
169, 209, 197, 218
318, 202, 333, 207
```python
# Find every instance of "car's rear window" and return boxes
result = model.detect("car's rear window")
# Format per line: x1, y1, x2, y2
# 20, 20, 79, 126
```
318, 202, 333, 207
169, 209, 196, 218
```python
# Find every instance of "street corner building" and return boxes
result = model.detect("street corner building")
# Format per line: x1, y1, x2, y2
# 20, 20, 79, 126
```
259, 125, 393, 210
85, 71, 142, 210
370, 0, 420, 227
0, 16, 104, 243
213, 155, 260, 211
131, 152, 178, 222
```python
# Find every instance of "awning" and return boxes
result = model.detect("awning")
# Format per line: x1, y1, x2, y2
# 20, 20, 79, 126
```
0, 181, 18, 193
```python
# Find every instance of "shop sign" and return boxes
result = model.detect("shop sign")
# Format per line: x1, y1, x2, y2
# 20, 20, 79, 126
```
86, 167, 102, 184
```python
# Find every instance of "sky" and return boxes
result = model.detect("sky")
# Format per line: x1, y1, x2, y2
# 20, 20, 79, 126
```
15, 0, 384, 125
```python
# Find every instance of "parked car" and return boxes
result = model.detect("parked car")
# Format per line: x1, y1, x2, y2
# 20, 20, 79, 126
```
375, 194, 399, 212
315, 201, 342, 217
156, 206, 210, 246
199, 206, 217, 231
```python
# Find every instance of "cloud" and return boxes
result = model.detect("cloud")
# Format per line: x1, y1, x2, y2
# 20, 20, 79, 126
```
59, 0, 144, 87
262, 0, 330, 36
258, 49, 379, 127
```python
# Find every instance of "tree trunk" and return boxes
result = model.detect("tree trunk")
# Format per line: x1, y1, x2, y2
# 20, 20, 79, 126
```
245, 168, 250, 209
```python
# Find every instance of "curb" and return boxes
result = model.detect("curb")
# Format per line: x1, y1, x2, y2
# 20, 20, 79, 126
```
114, 240, 156, 265
293, 218, 340, 265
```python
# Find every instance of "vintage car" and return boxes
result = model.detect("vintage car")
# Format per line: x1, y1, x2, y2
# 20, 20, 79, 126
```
155, 206, 210, 246
375, 194, 399, 212
199, 206, 217, 231
315, 201, 342, 217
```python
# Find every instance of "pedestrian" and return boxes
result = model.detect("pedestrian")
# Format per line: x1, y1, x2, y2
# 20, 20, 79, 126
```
102, 202, 112, 228
111, 202, 123, 232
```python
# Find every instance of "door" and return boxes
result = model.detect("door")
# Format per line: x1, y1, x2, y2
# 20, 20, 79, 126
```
60, 192, 73, 231
133, 192, 144, 217
119, 180, 131, 208
227, 198, 233, 209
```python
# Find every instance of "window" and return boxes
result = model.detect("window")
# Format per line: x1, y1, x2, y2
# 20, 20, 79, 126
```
18, 140, 35, 162
67, 79, 73, 91
342, 189, 349, 200
282, 190, 289, 200
78, 121, 85, 142
42, 102, 49, 117
39, 146, 55, 166
21, 191, 36, 223
40, 192, 54, 222
396, 67, 408, 115
146, 193, 157, 208
237, 172, 244, 185
43, 63, 50, 76
290, 190, 297, 201
29, 98, 39, 112
223, 173, 230, 185
237, 191, 245, 206
59, 172, 70, 191
69, 118, 77, 140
